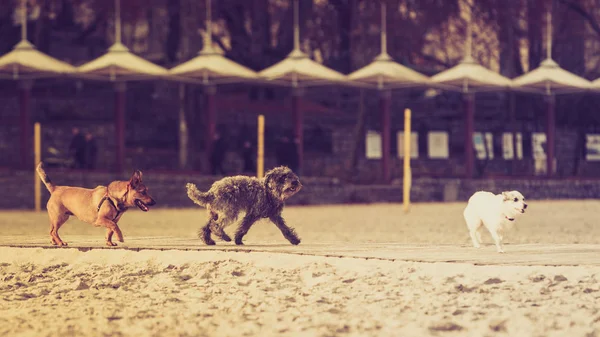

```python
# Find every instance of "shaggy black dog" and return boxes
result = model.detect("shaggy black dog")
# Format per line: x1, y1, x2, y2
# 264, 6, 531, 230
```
186, 166, 302, 245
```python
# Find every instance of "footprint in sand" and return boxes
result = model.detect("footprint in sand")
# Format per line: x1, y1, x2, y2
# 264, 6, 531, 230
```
428, 321, 464, 332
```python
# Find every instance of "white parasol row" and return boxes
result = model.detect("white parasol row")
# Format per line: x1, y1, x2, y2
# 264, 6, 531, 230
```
0, 0, 596, 93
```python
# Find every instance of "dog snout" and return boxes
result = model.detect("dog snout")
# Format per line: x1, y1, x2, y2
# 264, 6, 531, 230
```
147, 198, 156, 206
523, 203, 528, 209
292, 180, 300, 187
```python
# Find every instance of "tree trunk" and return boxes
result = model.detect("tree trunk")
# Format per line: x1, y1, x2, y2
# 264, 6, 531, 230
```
165, 0, 180, 64
332, 0, 354, 73
250, 0, 271, 69
499, 0, 524, 77
527, 0, 544, 70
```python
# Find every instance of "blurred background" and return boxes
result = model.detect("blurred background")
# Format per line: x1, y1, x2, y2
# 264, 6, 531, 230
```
1, 0, 600, 208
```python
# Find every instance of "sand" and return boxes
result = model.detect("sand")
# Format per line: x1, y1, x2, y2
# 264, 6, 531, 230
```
1, 200, 600, 336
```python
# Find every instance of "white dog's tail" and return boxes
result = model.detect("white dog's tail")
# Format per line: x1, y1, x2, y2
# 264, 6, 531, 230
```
186, 183, 213, 207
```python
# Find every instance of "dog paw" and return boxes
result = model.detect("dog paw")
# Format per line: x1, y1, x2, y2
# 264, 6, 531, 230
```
234, 240, 244, 246
61, 242, 68, 246
289, 237, 301, 245
497, 249, 505, 253
106, 242, 117, 247
203, 239, 216, 246
221, 235, 232, 242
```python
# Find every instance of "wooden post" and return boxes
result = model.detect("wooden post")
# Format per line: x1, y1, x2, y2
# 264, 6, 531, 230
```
380, 89, 391, 182
114, 82, 126, 173
257, 115, 265, 179
34, 122, 41, 212
546, 94, 555, 176
464, 93, 475, 178
403, 109, 412, 213
205, 85, 217, 174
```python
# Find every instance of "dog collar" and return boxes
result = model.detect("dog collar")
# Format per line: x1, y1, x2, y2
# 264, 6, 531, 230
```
505, 216, 515, 221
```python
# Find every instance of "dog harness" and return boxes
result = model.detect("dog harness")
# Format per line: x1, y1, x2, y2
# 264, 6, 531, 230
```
97, 186, 128, 221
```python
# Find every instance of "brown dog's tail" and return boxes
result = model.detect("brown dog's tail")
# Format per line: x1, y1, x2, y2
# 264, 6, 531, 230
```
186, 183, 213, 207
36, 162, 56, 193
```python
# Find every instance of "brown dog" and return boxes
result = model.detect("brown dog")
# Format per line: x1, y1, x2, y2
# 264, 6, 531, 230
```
36, 162, 156, 246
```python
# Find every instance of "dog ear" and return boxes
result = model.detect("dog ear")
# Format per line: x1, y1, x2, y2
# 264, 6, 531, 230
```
501, 191, 510, 201
264, 170, 275, 188
129, 170, 143, 189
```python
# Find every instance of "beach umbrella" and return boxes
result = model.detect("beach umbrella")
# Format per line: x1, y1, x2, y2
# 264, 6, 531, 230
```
169, 0, 258, 171
76, 0, 168, 173
348, 2, 430, 182
0, 0, 76, 168
258, 0, 347, 172
430, 0, 511, 178
512, 9, 590, 176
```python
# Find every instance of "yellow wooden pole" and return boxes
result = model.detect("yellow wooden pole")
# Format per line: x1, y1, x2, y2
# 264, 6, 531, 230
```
34, 122, 41, 212
257, 115, 265, 179
403, 109, 412, 213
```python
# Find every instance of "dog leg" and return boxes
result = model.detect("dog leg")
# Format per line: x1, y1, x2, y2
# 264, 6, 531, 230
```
209, 222, 231, 242
95, 219, 124, 246
50, 214, 69, 246
489, 229, 505, 253
234, 215, 260, 245
465, 217, 482, 248
468, 229, 481, 249
199, 221, 216, 245
105, 229, 117, 247
475, 227, 483, 244
269, 214, 301, 245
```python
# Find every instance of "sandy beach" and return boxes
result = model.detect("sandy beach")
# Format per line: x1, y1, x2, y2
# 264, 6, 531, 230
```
1, 201, 600, 336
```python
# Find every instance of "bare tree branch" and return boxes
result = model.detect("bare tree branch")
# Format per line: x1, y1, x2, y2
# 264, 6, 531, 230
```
558, 0, 600, 36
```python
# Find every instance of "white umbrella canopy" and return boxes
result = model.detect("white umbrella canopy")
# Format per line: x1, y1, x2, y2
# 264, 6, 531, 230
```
259, 49, 346, 86
590, 76, 600, 90
76, 0, 167, 81
348, 3, 429, 89
169, 49, 257, 83
348, 53, 430, 88
512, 12, 589, 94
513, 58, 590, 94
77, 42, 168, 81
168, 0, 257, 84
430, 3, 510, 93
431, 56, 512, 91
0, 40, 76, 80
257, 0, 346, 87
0, 1, 75, 80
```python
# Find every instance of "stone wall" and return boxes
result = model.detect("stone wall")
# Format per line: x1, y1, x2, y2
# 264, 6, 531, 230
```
2, 168, 600, 210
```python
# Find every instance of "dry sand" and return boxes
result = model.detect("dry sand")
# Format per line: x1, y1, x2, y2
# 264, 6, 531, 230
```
1, 201, 600, 336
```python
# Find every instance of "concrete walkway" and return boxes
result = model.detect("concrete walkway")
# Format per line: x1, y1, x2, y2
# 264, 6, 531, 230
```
1, 236, 599, 266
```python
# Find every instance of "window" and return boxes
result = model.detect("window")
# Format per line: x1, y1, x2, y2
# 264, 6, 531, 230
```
502, 132, 523, 160
473, 132, 493, 159
586, 134, 600, 161
427, 131, 449, 159
365, 130, 382, 159
532, 132, 547, 160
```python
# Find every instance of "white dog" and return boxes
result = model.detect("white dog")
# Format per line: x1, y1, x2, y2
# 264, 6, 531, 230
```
463, 190, 528, 253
